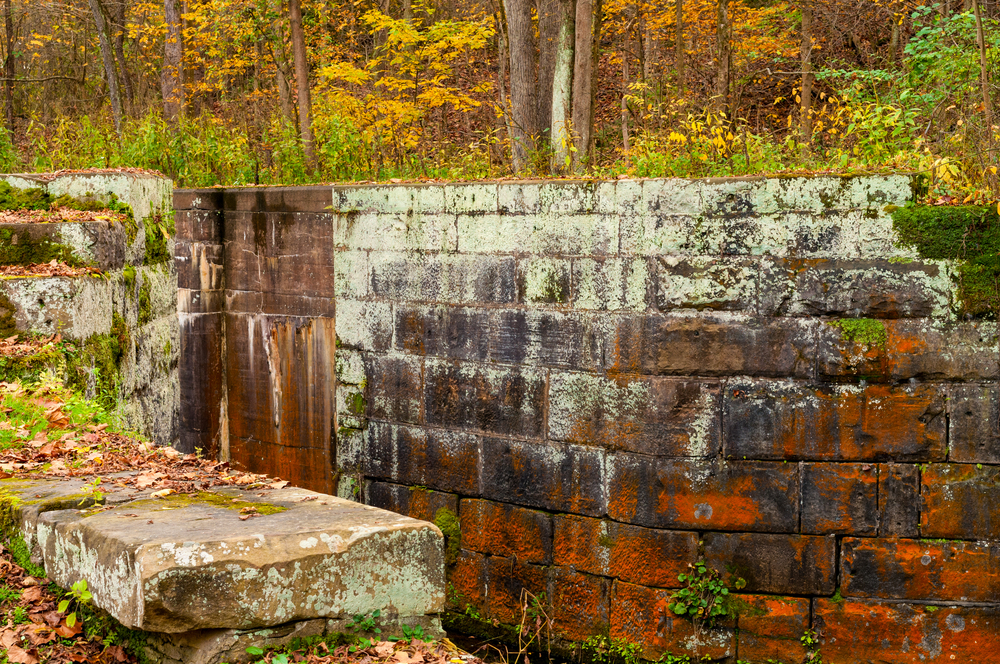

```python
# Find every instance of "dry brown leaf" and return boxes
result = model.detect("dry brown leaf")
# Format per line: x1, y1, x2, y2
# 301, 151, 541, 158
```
5, 644, 38, 664
150, 488, 175, 498
21, 586, 43, 602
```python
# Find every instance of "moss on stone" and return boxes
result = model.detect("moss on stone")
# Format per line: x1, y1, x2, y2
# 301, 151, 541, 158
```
433, 507, 461, 565
143, 212, 174, 266
0, 488, 44, 578
891, 204, 1000, 317
347, 391, 366, 416
0, 292, 16, 337
0, 182, 49, 210
0, 228, 84, 266
126, 491, 287, 515
137, 280, 153, 326
65, 313, 130, 410
828, 318, 887, 349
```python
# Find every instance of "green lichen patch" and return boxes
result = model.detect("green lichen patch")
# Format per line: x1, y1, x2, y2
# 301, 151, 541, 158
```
0, 336, 67, 385
433, 507, 461, 565
125, 491, 287, 515
891, 204, 1000, 317
828, 318, 888, 349
137, 279, 153, 326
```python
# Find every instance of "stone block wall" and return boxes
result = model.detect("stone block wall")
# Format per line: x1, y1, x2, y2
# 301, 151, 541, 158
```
2, 172, 178, 444
176, 175, 1000, 663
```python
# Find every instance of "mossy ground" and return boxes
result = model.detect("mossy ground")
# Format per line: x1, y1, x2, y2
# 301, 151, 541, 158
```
891, 204, 1000, 317
123, 491, 287, 515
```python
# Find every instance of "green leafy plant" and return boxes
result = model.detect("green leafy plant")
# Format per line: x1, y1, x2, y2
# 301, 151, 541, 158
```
350, 608, 382, 634
801, 628, 823, 662
583, 635, 644, 664
668, 561, 746, 630
400, 624, 425, 641
58, 579, 93, 628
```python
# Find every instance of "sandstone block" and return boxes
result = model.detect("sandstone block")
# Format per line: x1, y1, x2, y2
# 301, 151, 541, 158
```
878, 463, 920, 537
480, 438, 605, 516
607, 314, 816, 377
813, 598, 1000, 663
6, 480, 444, 634
571, 256, 650, 312
610, 580, 735, 662
394, 305, 491, 361
489, 308, 602, 371
423, 359, 545, 437
920, 463, 1000, 539
365, 483, 458, 526
703, 533, 837, 595
550, 568, 611, 642
949, 383, 1000, 463
724, 380, 947, 461
735, 595, 810, 664
653, 256, 758, 312
607, 456, 798, 532
365, 422, 480, 495
485, 556, 548, 624
818, 320, 999, 382
459, 498, 552, 564
552, 514, 697, 587
801, 462, 878, 535
547, 372, 720, 456
842, 537, 1000, 602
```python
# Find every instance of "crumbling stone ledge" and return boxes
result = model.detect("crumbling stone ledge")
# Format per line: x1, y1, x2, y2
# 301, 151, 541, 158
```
1, 475, 445, 664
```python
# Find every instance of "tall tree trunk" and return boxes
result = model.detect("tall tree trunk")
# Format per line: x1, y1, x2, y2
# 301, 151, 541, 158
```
497, 9, 514, 170
714, 0, 730, 116
549, 0, 575, 173
288, 0, 316, 168
621, 49, 630, 154
89, 0, 123, 135
111, 0, 133, 109
162, 0, 184, 122
504, 0, 538, 172
800, 3, 813, 144
974, 0, 994, 132
571, 0, 601, 172
675, 0, 684, 89
3, 0, 14, 135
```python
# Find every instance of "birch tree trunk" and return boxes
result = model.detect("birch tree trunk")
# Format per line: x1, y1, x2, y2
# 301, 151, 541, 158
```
162, 0, 184, 122
288, 0, 316, 168
88, 0, 123, 135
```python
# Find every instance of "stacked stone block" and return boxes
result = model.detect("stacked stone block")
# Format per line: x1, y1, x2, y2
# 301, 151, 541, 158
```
177, 175, 1000, 663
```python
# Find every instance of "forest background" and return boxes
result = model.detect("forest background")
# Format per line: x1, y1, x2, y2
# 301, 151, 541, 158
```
2, 0, 998, 195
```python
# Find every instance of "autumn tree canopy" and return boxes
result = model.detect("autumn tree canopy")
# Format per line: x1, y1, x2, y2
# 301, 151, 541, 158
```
0, 0, 997, 194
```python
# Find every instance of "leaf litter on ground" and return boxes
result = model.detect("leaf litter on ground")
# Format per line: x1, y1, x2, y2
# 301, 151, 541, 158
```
0, 380, 487, 664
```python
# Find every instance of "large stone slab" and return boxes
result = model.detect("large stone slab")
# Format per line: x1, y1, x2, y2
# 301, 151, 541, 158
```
2, 477, 444, 634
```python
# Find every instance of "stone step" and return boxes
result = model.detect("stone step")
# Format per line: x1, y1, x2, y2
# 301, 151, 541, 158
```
1, 476, 444, 637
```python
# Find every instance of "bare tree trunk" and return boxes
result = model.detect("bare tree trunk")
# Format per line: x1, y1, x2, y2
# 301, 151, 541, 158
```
621, 50, 629, 154
162, 0, 183, 122
675, 0, 684, 90
974, 0, 994, 131
111, 0, 133, 110
3, 0, 14, 134
800, 3, 813, 144
550, 0, 575, 173
288, 0, 316, 168
89, 0, 123, 135
504, 0, 538, 172
714, 0, 730, 116
571, 0, 601, 172
497, 10, 514, 171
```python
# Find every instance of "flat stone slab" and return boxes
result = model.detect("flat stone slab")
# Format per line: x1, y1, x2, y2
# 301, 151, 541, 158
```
2, 477, 444, 633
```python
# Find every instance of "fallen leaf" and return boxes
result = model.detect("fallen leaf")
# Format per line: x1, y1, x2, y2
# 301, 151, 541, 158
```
269, 480, 289, 489
55, 621, 82, 638
5, 644, 38, 664
22, 586, 43, 602
150, 488, 175, 499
